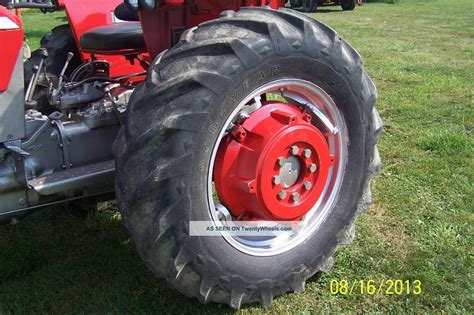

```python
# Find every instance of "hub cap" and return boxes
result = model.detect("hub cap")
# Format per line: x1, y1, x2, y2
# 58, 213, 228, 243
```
208, 79, 348, 256
214, 103, 334, 221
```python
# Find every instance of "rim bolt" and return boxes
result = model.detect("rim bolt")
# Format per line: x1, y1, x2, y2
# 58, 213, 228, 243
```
291, 192, 300, 202
303, 149, 312, 158
278, 190, 287, 200
277, 157, 286, 167
304, 181, 312, 190
309, 163, 317, 173
290, 145, 299, 155
273, 175, 282, 185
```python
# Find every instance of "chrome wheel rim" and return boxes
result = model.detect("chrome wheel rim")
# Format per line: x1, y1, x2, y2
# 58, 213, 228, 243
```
207, 79, 348, 256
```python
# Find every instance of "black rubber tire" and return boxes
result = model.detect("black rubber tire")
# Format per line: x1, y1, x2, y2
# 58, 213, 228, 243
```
302, 0, 318, 12
24, 24, 81, 113
114, 7, 381, 309
341, 0, 357, 10
289, 0, 302, 7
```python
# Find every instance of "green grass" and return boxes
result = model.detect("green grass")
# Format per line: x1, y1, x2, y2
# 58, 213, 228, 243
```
1, 0, 473, 313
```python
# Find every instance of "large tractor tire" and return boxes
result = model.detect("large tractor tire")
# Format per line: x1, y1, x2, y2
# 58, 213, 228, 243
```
302, 0, 318, 12
341, 0, 357, 10
289, 0, 302, 7
115, 7, 381, 309
24, 24, 81, 113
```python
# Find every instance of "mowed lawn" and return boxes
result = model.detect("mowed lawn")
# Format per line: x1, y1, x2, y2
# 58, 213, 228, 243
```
1, 0, 472, 313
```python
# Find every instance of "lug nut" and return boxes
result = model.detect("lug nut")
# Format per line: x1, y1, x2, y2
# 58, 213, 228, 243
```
278, 190, 287, 200
273, 175, 282, 185
303, 149, 312, 158
304, 181, 312, 190
290, 145, 299, 155
277, 157, 286, 167
309, 163, 317, 173
291, 192, 300, 202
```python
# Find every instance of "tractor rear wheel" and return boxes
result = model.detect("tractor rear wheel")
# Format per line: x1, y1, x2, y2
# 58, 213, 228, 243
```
341, 0, 357, 10
289, 0, 302, 7
115, 7, 381, 308
302, 0, 318, 12
24, 24, 81, 113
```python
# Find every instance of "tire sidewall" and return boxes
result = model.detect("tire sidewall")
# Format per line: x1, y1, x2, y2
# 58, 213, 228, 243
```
290, 0, 303, 7
303, 0, 318, 12
341, 0, 357, 10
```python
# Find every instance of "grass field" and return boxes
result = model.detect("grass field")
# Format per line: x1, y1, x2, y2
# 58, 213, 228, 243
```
1, 0, 473, 313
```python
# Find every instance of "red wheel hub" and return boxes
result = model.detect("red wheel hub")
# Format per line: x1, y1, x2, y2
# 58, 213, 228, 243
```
214, 102, 334, 221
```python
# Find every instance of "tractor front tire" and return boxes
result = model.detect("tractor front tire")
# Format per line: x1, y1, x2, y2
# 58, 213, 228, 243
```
341, 0, 357, 10
302, 0, 318, 12
289, 0, 302, 7
24, 24, 81, 113
115, 7, 381, 309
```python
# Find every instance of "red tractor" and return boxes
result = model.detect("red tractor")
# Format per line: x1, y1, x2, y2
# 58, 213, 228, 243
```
0, 0, 381, 309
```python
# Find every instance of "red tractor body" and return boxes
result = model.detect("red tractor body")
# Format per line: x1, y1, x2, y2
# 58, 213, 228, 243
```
1, 0, 287, 89
137, 0, 285, 58
0, 6, 23, 92
59, 0, 145, 77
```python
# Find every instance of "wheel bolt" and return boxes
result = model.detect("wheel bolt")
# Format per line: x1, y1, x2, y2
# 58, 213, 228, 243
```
290, 145, 299, 155
277, 157, 286, 167
303, 149, 312, 158
291, 192, 300, 202
273, 175, 282, 185
309, 163, 317, 173
278, 190, 287, 200
304, 181, 312, 190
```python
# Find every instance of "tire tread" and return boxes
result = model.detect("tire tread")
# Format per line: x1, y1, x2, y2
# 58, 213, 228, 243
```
114, 7, 382, 309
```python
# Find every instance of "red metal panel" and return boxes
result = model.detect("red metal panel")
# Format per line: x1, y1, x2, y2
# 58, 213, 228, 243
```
140, 0, 286, 59
0, 7, 23, 92
139, 3, 233, 58
62, 0, 122, 55
62, 0, 145, 77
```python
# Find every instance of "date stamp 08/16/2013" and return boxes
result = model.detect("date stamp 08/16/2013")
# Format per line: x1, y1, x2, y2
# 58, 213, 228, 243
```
329, 279, 422, 296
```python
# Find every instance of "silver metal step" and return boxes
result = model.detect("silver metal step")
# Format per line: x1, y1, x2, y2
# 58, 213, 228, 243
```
28, 160, 115, 195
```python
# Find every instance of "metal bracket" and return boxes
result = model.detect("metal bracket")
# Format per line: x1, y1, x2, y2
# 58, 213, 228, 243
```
49, 112, 72, 170
4, 140, 30, 187
282, 92, 339, 135
4, 140, 30, 157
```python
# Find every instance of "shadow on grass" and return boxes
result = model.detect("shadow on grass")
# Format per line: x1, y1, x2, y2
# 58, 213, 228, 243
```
313, 8, 345, 13
292, 7, 345, 13
0, 206, 234, 313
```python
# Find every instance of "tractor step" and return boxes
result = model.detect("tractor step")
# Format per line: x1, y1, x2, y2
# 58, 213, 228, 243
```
28, 160, 115, 195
